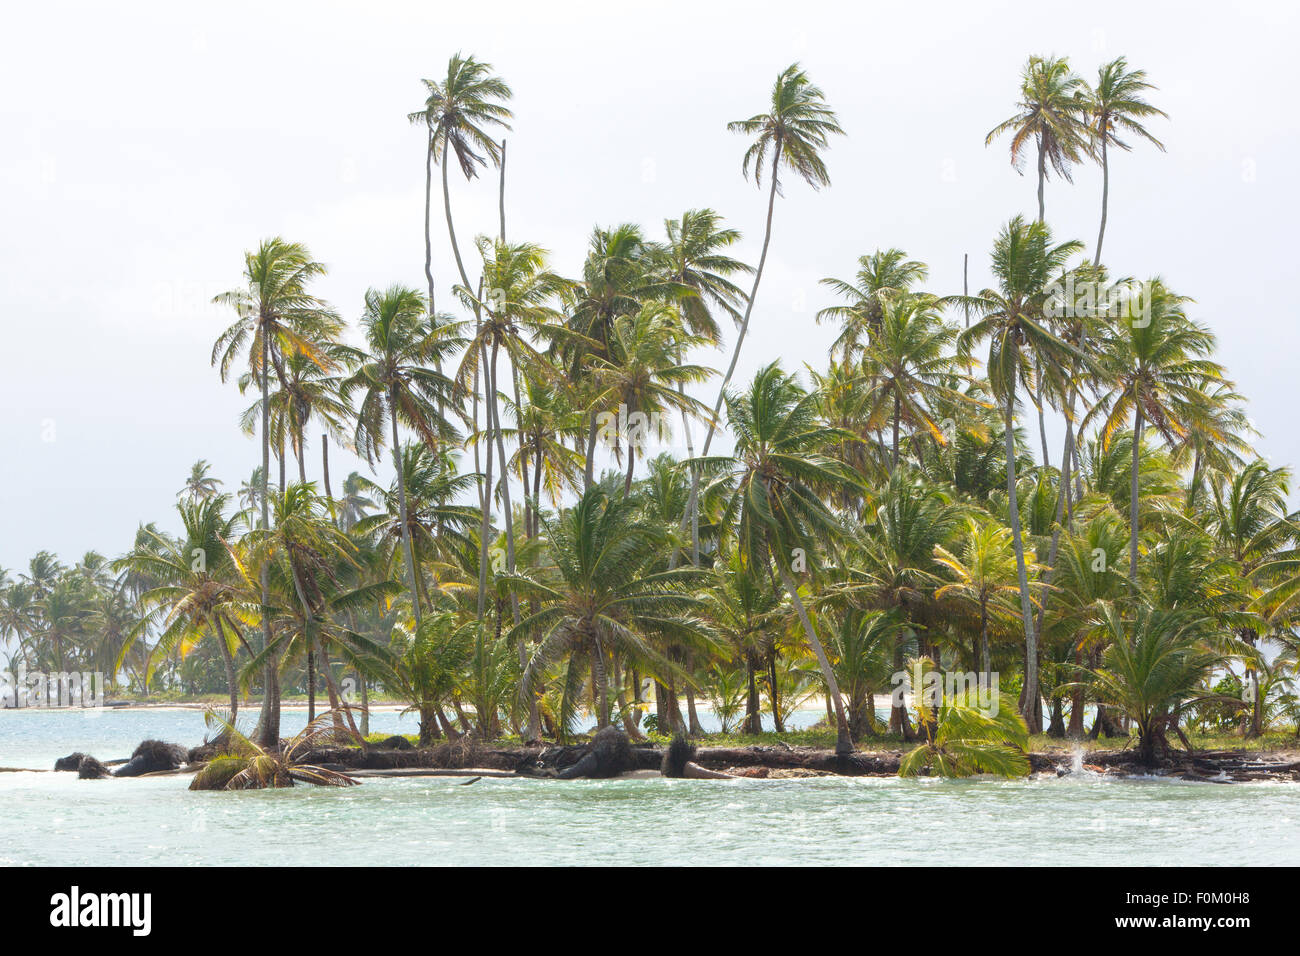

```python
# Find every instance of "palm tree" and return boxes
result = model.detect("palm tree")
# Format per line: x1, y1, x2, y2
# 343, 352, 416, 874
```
114, 495, 250, 718
501, 380, 585, 538
585, 304, 714, 493
338, 471, 379, 532
242, 484, 395, 733
352, 443, 481, 614
507, 486, 712, 730
238, 346, 355, 486
957, 216, 1084, 731
986, 55, 1092, 222
384, 611, 474, 745
409, 54, 514, 296
858, 294, 964, 468
850, 471, 962, 736
1084, 280, 1224, 581
342, 285, 462, 627
1085, 604, 1220, 765
699, 548, 783, 734
191, 711, 359, 790
656, 208, 753, 343
703, 63, 844, 458
816, 249, 929, 359
701, 362, 862, 753
899, 663, 1030, 778
933, 517, 1027, 678
1209, 460, 1296, 736
821, 607, 908, 741
455, 238, 570, 621
1082, 57, 1167, 265
180, 460, 222, 503
212, 237, 340, 745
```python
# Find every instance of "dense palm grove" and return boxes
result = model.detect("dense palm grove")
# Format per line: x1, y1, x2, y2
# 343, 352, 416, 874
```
4, 54, 1299, 767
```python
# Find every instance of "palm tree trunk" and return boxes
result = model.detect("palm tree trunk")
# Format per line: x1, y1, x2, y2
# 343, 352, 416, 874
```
777, 561, 852, 754
306, 644, 316, 722
744, 656, 762, 733
979, 595, 991, 679
1035, 418, 1075, 640
441, 143, 493, 615
531, 443, 544, 539
891, 393, 901, 469
1036, 138, 1046, 223
488, 343, 534, 739
1004, 395, 1042, 733
768, 652, 784, 733
624, 435, 637, 494
423, 127, 436, 315
295, 424, 307, 485
583, 412, 598, 491
254, 326, 279, 748
389, 389, 423, 627
675, 360, 701, 565
321, 434, 335, 524
359, 671, 370, 737
685, 650, 704, 735
215, 621, 238, 722
1094, 136, 1109, 267
591, 636, 610, 728
476, 346, 497, 619
1035, 370, 1052, 469
1129, 404, 1144, 582
701, 143, 783, 459
498, 139, 507, 241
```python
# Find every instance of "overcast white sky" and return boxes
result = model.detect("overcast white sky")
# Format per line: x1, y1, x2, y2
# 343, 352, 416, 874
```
2, 0, 1298, 569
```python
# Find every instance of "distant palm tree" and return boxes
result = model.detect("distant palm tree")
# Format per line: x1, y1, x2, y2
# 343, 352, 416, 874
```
704, 63, 844, 457
237, 346, 355, 485
1208, 460, 1294, 737
817, 249, 929, 359
986, 55, 1092, 222
180, 460, 223, 503
338, 471, 380, 532
1082, 58, 1167, 265
501, 380, 585, 537
699, 548, 782, 734
211, 238, 340, 745
822, 607, 908, 741
115, 495, 249, 719
242, 484, 396, 732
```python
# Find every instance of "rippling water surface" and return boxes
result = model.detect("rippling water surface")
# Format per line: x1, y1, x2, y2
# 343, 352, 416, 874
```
2, 709, 1295, 866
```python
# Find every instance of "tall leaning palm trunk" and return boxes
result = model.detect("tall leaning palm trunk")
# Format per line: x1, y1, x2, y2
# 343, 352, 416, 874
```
422, 126, 436, 314
776, 560, 852, 753
701, 145, 779, 459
